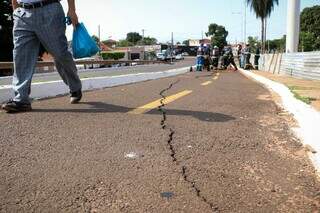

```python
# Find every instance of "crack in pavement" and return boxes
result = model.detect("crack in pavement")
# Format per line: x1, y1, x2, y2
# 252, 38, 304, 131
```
158, 80, 180, 161
158, 80, 218, 212
182, 166, 219, 212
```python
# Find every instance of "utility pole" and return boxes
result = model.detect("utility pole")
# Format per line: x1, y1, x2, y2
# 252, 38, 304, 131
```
286, 0, 301, 53
142, 29, 145, 45
171, 32, 174, 64
98, 25, 101, 56
201, 30, 204, 40
244, 0, 247, 44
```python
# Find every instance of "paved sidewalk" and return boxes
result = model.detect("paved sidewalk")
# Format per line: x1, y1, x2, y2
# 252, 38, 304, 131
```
253, 71, 320, 111
1, 71, 320, 212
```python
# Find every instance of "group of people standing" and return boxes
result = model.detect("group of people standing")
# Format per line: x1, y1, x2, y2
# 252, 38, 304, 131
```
194, 42, 261, 72
195, 43, 238, 72
237, 44, 260, 70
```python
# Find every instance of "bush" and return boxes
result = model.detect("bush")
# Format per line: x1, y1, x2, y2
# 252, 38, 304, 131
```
101, 52, 125, 60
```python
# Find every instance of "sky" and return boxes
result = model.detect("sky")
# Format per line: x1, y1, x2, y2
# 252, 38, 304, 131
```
61, 0, 319, 43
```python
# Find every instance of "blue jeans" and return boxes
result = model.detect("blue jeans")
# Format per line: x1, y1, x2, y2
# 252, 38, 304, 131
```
12, 2, 82, 103
240, 55, 245, 68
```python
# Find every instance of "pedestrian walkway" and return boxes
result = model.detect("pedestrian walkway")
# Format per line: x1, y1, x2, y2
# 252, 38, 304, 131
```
1, 71, 319, 212
253, 71, 320, 111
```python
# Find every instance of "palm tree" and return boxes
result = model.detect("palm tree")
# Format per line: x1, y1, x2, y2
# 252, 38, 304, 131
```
246, 0, 279, 53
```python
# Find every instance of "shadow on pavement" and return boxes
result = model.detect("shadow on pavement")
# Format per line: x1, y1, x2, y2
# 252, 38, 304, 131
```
33, 101, 236, 123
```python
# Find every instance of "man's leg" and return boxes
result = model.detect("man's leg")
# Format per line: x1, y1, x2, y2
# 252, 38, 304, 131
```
230, 59, 238, 71
241, 55, 245, 68
254, 56, 260, 69
12, 11, 39, 104
54, 59, 70, 86
36, 3, 82, 96
12, 35, 39, 104
2, 8, 39, 112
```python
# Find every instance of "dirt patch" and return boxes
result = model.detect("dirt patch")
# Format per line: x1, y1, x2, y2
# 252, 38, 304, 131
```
253, 71, 320, 111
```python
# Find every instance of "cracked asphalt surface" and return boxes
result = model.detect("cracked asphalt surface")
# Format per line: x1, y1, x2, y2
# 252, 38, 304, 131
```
1, 70, 320, 212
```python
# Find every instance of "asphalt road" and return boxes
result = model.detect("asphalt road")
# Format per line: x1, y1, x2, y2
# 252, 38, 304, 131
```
0, 58, 194, 86
1, 70, 320, 212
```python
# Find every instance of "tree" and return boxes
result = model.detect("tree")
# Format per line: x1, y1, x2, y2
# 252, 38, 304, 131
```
139, 36, 157, 45
116, 39, 133, 47
246, 0, 279, 53
206, 23, 228, 49
301, 6, 320, 37
264, 35, 285, 52
0, 0, 13, 62
247, 36, 261, 52
299, 32, 318, 52
126, 32, 142, 45
300, 6, 320, 51
267, 35, 286, 52
182, 40, 189, 46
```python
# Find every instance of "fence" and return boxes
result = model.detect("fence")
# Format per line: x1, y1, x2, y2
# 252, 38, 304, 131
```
258, 51, 320, 80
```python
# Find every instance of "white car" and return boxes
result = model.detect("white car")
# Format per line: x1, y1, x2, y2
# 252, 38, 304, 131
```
75, 57, 101, 69
131, 59, 140, 66
156, 53, 166, 61
175, 54, 184, 60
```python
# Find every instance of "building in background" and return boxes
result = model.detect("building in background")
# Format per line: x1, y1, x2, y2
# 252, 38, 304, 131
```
185, 39, 211, 47
103, 39, 117, 48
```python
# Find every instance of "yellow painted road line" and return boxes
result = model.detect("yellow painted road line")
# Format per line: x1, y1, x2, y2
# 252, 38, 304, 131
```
128, 90, 193, 115
201, 81, 212, 86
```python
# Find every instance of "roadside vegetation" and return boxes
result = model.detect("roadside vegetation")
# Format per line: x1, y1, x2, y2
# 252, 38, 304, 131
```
101, 52, 125, 60
288, 86, 317, 104
246, 0, 279, 53
248, 5, 320, 53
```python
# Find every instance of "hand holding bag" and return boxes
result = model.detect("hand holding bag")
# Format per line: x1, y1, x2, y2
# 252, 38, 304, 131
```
72, 23, 99, 59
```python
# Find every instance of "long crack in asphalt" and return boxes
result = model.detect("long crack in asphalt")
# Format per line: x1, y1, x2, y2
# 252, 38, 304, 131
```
158, 80, 180, 161
158, 80, 217, 212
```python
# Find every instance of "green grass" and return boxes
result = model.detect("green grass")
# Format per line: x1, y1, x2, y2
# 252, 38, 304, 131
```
288, 86, 317, 104
287, 85, 315, 90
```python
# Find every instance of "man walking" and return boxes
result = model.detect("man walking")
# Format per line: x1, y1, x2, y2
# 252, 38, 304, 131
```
2, 0, 82, 113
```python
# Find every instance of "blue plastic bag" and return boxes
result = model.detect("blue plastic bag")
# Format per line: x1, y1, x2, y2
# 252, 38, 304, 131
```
72, 23, 99, 59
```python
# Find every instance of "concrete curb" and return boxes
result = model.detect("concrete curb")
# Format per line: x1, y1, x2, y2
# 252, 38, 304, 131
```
0, 66, 191, 103
239, 68, 320, 171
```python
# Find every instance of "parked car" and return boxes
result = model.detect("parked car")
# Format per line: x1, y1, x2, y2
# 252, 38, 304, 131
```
156, 53, 166, 61
175, 54, 184, 60
75, 57, 101, 69
182, 52, 189, 56
131, 59, 140, 66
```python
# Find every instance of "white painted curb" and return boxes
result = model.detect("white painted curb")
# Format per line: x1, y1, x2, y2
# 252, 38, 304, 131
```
0, 66, 191, 103
240, 69, 320, 171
